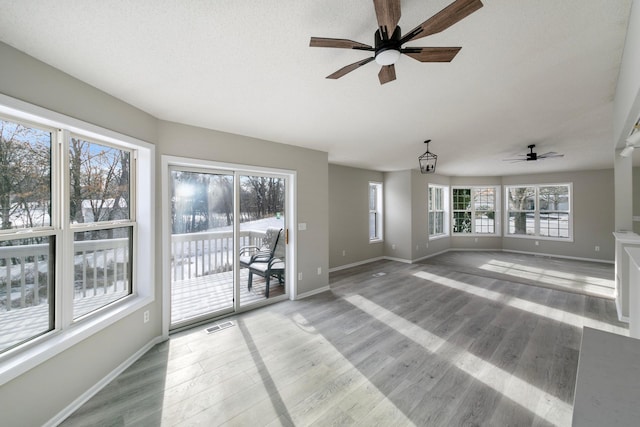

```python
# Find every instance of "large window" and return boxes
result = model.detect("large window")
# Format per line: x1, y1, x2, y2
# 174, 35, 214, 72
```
0, 102, 150, 362
369, 182, 383, 242
452, 186, 499, 235
428, 184, 449, 238
506, 184, 571, 240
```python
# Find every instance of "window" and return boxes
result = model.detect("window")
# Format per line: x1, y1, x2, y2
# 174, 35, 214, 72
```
506, 184, 571, 240
0, 94, 153, 377
428, 184, 449, 238
452, 186, 499, 235
369, 182, 383, 242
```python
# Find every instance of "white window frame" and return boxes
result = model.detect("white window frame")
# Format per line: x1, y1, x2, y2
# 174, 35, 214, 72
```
504, 183, 573, 241
451, 186, 500, 236
0, 94, 155, 386
428, 184, 449, 239
369, 182, 383, 243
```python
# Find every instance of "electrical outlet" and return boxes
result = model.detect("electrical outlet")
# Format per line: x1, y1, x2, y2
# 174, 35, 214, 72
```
342, 249, 346, 256
535, 241, 539, 246
298, 272, 303, 281
317, 267, 322, 275
474, 237, 478, 243
392, 244, 396, 250
595, 245, 600, 252
143, 310, 149, 323
416, 244, 419, 250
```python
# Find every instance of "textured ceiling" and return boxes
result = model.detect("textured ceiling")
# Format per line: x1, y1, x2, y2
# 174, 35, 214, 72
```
0, 0, 633, 175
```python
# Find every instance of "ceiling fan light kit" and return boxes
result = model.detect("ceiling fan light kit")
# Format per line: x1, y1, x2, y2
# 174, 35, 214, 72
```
309, 0, 483, 85
419, 140, 438, 174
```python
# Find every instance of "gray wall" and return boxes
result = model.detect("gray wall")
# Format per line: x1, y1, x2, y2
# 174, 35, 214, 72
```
328, 164, 384, 269
0, 42, 330, 426
383, 170, 414, 261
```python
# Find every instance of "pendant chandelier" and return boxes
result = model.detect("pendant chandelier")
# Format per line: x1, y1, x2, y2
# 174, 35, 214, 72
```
418, 139, 437, 174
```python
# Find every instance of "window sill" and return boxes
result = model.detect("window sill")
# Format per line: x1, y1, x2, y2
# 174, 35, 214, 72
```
0, 294, 153, 386
369, 239, 384, 244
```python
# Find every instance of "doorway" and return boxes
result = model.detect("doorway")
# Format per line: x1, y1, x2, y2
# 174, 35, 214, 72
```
164, 159, 294, 332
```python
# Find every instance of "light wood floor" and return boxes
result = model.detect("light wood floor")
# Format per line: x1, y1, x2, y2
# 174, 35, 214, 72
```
60, 251, 626, 426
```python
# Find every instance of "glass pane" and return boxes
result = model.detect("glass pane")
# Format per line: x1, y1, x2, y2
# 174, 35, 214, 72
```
540, 213, 569, 238
428, 212, 434, 235
370, 212, 377, 239
73, 226, 132, 319
0, 236, 54, 353
452, 189, 471, 210
369, 184, 377, 210
453, 211, 472, 233
475, 212, 495, 234
508, 187, 535, 211
0, 118, 52, 230
69, 137, 130, 224
539, 186, 569, 211
240, 175, 286, 306
474, 187, 495, 211
170, 171, 234, 326
508, 212, 534, 235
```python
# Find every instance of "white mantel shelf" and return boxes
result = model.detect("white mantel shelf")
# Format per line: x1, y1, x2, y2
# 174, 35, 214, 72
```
572, 327, 640, 426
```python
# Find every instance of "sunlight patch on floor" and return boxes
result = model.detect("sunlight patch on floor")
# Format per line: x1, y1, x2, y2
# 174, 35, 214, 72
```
478, 259, 614, 295
344, 294, 573, 426
414, 271, 626, 335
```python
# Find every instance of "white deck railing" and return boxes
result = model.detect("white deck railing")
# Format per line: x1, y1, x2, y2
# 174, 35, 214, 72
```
0, 238, 129, 311
1, 229, 268, 311
170, 229, 267, 281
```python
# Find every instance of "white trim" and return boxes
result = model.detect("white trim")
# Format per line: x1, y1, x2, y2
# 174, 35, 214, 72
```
503, 183, 573, 242
411, 249, 452, 263
383, 256, 412, 264
44, 336, 165, 427
616, 297, 630, 323
450, 185, 501, 236
296, 286, 331, 299
502, 249, 613, 264
0, 94, 155, 386
329, 257, 385, 273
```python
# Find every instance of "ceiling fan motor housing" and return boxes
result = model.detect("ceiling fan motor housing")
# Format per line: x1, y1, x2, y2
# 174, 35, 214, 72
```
374, 26, 402, 65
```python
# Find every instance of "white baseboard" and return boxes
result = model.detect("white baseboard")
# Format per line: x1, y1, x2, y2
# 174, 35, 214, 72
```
382, 256, 412, 264
329, 257, 385, 273
45, 335, 165, 427
502, 249, 614, 264
296, 286, 331, 300
411, 249, 451, 263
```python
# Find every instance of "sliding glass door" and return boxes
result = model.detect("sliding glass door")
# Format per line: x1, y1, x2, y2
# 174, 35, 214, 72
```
168, 165, 290, 330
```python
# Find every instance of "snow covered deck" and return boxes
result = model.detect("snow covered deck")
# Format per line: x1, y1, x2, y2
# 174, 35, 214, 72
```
0, 268, 285, 351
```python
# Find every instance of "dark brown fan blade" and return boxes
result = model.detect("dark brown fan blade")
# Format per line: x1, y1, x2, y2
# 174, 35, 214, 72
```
538, 152, 564, 159
310, 37, 373, 50
373, 0, 401, 39
402, 47, 461, 62
400, 0, 483, 44
378, 65, 396, 85
327, 57, 375, 79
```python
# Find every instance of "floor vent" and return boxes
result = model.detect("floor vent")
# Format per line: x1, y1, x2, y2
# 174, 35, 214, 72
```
372, 272, 387, 277
205, 321, 234, 334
